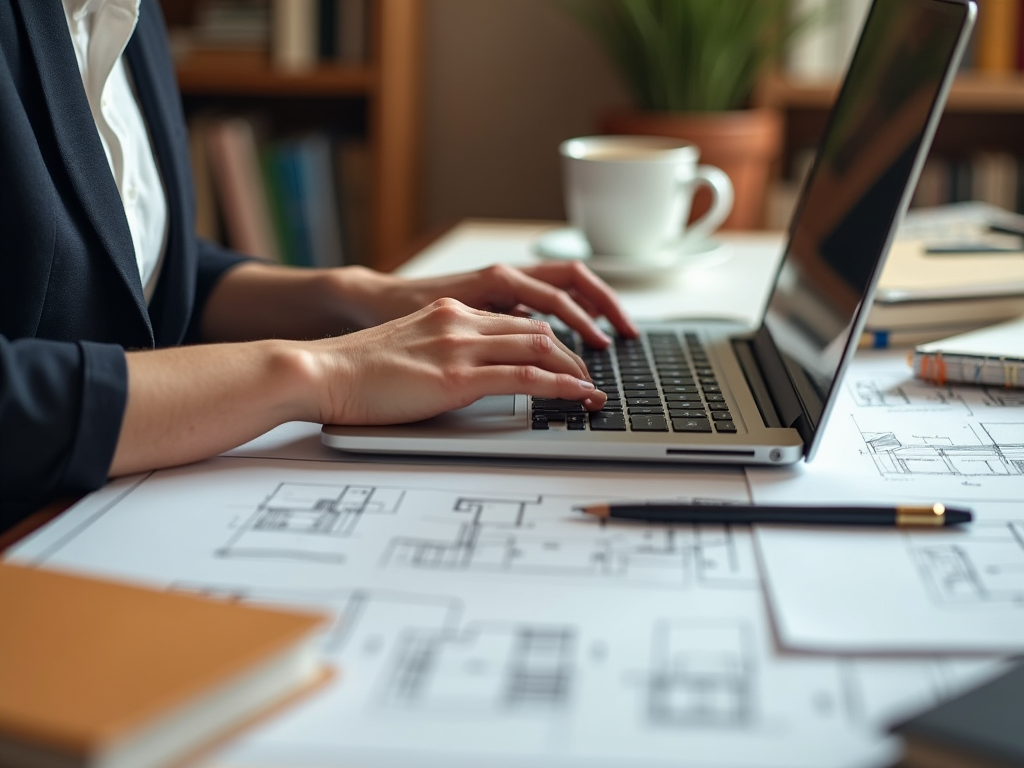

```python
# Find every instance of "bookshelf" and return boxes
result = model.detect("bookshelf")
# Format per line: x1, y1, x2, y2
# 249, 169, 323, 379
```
755, 73, 1024, 218
159, 0, 423, 272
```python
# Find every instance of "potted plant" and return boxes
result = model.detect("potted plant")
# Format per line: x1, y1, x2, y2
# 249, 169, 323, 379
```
562, 0, 817, 229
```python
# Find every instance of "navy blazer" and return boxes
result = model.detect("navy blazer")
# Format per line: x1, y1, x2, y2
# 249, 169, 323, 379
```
0, 0, 250, 530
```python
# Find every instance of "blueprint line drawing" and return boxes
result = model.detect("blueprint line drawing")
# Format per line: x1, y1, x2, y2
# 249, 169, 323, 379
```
847, 374, 1024, 413
218, 483, 405, 562
860, 422, 1024, 477
172, 583, 461, 655
380, 623, 575, 714
382, 494, 758, 589
909, 522, 1024, 607
645, 621, 755, 728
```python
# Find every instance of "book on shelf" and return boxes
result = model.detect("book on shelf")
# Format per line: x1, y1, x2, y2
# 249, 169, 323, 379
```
784, 0, 870, 83
0, 562, 330, 768
974, 0, 1021, 75
911, 316, 1024, 388
197, 114, 362, 267
892, 661, 1024, 767
205, 117, 282, 262
167, 0, 369, 70
270, 0, 369, 71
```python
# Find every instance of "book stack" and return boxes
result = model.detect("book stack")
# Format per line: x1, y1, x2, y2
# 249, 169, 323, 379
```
168, 0, 369, 71
860, 203, 1024, 347
0, 563, 329, 768
193, 116, 370, 267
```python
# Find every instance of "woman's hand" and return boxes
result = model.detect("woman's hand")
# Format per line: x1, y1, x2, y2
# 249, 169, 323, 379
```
309, 297, 607, 426
339, 261, 640, 349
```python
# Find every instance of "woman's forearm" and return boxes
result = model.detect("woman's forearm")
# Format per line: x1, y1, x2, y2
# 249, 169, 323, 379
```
198, 261, 391, 342
109, 340, 318, 476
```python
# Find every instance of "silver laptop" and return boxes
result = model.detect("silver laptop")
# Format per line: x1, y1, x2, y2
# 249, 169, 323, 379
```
323, 0, 976, 467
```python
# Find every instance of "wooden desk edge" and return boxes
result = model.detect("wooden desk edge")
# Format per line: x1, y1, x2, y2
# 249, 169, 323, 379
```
0, 498, 80, 555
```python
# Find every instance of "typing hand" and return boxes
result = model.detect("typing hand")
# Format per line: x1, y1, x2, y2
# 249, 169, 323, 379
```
358, 262, 640, 349
311, 298, 607, 425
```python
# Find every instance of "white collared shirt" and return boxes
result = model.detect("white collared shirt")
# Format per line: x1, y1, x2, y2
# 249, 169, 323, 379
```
62, 0, 168, 304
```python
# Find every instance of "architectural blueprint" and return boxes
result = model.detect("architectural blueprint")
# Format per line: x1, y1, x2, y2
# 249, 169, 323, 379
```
756, 516, 1024, 653
5, 457, 1004, 768
747, 350, 1024, 510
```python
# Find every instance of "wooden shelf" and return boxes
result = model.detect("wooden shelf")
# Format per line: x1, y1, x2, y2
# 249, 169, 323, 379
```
175, 60, 377, 97
759, 73, 1024, 113
162, 0, 423, 271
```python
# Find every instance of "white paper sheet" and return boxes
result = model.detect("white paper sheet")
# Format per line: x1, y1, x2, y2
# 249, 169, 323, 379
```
756, 517, 1024, 653
747, 350, 1024, 509
6, 458, 1004, 768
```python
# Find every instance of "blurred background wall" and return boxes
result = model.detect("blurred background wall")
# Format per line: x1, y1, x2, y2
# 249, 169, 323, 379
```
420, 0, 631, 229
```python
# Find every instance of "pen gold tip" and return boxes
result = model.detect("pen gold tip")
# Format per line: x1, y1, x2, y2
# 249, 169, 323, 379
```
577, 504, 611, 519
895, 504, 946, 527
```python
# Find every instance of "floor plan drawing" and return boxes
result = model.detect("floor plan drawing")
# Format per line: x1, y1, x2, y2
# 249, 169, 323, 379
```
383, 502, 758, 589
645, 621, 755, 728
379, 623, 576, 715
860, 422, 1024, 478
847, 375, 1024, 413
172, 582, 462, 655
218, 483, 405, 562
908, 522, 1024, 607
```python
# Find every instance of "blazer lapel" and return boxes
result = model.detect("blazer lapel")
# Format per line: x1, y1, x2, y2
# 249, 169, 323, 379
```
125, 0, 194, 347
13, 0, 152, 339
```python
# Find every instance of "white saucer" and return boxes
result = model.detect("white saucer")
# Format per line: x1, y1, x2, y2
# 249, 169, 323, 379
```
532, 227, 726, 281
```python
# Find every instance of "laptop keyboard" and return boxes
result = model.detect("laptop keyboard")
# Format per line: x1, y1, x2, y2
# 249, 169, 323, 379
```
530, 330, 739, 434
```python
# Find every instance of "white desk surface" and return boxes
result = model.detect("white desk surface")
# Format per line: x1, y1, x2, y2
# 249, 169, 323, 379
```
397, 220, 786, 328
7, 220, 1020, 768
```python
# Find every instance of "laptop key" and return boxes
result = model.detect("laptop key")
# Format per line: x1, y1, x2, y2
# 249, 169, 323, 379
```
630, 414, 669, 432
532, 416, 549, 430
712, 411, 733, 421
715, 421, 738, 433
708, 402, 730, 411
705, 394, 726, 403
590, 412, 627, 431
566, 415, 587, 430
626, 398, 661, 407
672, 418, 713, 433
659, 377, 695, 386
664, 393, 702, 403
629, 406, 666, 416
662, 385, 700, 395
668, 410, 708, 419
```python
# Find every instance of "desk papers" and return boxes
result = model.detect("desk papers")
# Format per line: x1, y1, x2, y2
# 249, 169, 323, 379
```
4, 457, 1002, 768
748, 351, 1024, 653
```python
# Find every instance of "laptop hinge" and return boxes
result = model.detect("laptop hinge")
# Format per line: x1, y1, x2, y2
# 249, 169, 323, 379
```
738, 325, 819, 446
731, 337, 782, 429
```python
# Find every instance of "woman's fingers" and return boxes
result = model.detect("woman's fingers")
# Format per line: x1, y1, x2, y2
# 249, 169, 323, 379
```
525, 261, 640, 339
474, 265, 612, 348
463, 366, 607, 410
454, 308, 591, 380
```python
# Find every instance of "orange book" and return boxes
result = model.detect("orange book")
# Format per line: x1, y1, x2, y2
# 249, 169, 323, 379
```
0, 563, 330, 768
975, 0, 1021, 74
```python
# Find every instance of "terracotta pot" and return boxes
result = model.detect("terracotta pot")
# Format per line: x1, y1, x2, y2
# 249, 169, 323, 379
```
601, 108, 783, 230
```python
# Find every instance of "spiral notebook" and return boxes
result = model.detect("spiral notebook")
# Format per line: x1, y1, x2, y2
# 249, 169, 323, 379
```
912, 316, 1024, 388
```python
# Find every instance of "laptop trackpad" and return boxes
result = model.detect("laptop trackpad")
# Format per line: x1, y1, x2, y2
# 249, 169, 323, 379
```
418, 395, 522, 432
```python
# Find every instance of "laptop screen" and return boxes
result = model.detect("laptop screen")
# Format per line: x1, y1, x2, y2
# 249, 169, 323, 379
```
762, 0, 973, 457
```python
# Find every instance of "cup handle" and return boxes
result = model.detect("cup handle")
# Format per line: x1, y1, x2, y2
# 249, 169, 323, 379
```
682, 165, 734, 243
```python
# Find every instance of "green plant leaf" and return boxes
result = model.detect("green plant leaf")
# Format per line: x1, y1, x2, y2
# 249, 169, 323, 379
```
558, 0, 834, 112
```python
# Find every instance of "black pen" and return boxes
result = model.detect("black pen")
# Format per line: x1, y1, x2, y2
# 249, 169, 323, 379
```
575, 502, 973, 527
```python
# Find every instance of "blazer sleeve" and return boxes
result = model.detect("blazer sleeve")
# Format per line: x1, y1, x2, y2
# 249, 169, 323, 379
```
0, 336, 127, 531
184, 237, 255, 344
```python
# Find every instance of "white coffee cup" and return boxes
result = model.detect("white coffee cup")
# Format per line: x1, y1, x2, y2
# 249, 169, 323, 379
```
560, 136, 734, 264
